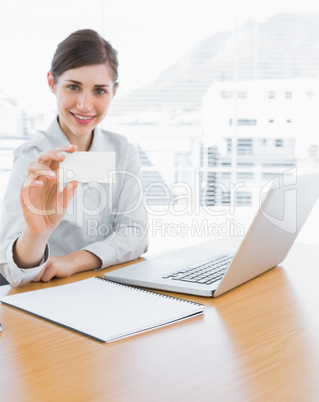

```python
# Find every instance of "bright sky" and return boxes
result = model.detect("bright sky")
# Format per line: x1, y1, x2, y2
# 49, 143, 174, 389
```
1, 0, 319, 113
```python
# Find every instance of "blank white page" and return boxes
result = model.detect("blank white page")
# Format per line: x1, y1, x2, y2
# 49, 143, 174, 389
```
1, 277, 204, 342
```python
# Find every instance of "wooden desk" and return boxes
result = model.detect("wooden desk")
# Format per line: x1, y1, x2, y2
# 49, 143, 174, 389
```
1, 242, 319, 401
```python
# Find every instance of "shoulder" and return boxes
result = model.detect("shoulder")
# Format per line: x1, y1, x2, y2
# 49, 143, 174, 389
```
99, 127, 129, 148
8, 131, 52, 182
98, 127, 138, 158
14, 130, 52, 160
97, 127, 140, 172
14, 118, 69, 159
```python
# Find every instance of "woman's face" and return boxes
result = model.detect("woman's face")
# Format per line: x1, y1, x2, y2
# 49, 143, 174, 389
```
47, 64, 118, 149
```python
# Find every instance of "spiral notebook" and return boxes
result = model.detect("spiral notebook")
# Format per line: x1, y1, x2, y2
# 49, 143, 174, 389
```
1, 277, 204, 342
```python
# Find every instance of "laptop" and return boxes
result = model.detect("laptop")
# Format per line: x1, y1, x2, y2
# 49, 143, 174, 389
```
105, 172, 319, 297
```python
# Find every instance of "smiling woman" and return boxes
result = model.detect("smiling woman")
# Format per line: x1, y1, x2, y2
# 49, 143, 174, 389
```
0, 29, 148, 287
47, 64, 118, 151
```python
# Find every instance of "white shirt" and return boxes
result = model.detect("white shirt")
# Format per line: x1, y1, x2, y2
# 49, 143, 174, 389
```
0, 118, 148, 286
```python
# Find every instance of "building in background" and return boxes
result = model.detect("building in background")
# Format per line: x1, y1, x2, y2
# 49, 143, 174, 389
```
0, 94, 30, 199
2, 13, 319, 209
201, 78, 319, 206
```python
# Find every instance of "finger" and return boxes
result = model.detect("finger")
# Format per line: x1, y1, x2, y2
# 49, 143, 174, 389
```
62, 180, 79, 209
32, 266, 47, 282
59, 144, 77, 153
37, 145, 77, 164
21, 173, 57, 216
22, 173, 55, 205
27, 163, 57, 181
40, 264, 58, 282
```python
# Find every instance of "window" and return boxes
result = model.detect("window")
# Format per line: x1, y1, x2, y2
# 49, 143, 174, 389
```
220, 91, 233, 99
226, 138, 253, 155
237, 172, 254, 180
229, 119, 257, 126
236, 191, 252, 205
237, 91, 247, 99
237, 139, 253, 155
2, 1, 319, 212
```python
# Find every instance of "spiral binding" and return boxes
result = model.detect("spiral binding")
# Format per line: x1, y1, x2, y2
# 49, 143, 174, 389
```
94, 276, 204, 307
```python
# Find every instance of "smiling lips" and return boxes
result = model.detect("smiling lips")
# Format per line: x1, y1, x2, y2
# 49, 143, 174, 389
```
70, 112, 96, 124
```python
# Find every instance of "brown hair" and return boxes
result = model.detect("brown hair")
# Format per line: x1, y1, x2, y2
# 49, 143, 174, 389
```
50, 29, 119, 85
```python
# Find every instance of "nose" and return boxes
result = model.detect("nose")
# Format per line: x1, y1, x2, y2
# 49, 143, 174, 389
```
76, 91, 93, 112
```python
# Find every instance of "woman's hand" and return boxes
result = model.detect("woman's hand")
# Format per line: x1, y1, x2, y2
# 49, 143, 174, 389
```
20, 144, 78, 236
13, 145, 79, 269
32, 251, 102, 282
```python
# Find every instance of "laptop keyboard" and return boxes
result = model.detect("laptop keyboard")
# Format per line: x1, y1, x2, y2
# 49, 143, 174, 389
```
162, 254, 233, 285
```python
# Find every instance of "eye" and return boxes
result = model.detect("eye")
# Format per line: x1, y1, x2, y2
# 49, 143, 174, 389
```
67, 84, 80, 91
95, 88, 107, 95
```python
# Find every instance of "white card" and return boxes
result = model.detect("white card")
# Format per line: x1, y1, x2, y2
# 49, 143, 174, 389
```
59, 152, 116, 183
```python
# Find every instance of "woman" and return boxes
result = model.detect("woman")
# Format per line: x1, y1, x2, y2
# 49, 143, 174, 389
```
0, 29, 148, 287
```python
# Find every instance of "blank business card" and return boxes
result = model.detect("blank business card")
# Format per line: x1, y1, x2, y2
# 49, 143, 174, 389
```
59, 152, 116, 183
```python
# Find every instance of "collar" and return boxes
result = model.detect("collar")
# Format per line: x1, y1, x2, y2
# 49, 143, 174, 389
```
45, 117, 104, 151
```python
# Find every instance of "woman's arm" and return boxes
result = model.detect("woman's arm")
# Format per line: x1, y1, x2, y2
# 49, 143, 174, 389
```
32, 250, 102, 282
13, 226, 51, 268
13, 145, 78, 268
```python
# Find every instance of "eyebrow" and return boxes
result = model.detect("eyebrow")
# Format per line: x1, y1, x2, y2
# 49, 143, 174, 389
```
66, 80, 110, 87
